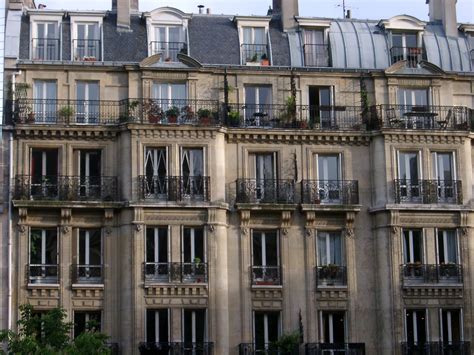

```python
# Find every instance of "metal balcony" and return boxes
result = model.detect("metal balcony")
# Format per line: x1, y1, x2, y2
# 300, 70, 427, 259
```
73, 39, 101, 61
401, 342, 470, 355
250, 266, 282, 286
394, 179, 462, 204
390, 46, 424, 67
241, 43, 269, 65
149, 41, 187, 62
316, 265, 347, 287
71, 264, 103, 284
239, 343, 298, 355
302, 180, 359, 205
13, 175, 119, 202
143, 262, 208, 284
400, 264, 463, 286
138, 176, 211, 202
139, 342, 213, 355
303, 44, 330, 67
236, 179, 295, 204
305, 343, 365, 355
31, 38, 60, 60
28, 264, 59, 284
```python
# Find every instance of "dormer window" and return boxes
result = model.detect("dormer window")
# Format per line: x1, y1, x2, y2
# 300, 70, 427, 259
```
29, 13, 63, 61
74, 23, 101, 61
390, 32, 423, 67
151, 25, 186, 62
302, 29, 329, 67
241, 27, 268, 65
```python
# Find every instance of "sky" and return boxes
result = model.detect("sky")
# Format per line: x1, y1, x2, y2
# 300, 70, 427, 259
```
36, 0, 474, 23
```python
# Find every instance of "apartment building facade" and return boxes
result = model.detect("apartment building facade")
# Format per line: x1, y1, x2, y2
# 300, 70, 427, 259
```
3, 0, 474, 354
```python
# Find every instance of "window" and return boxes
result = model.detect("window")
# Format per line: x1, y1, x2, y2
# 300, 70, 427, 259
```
182, 227, 207, 283
181, 148, 205, 198
252, 230, 280, 285
33, 80, 57, 123
183, 309, 207, 346
391, 32, 421, 66
151, 26, 186, 62
76, 150, 101, 198
76, 229, 102, 283
146, 309, 169, 343
315, 154, 342, 203
320, 311, 346, 343
440, 309, 462, 344
30, 148, 59, 199
397, 151, 421, 202
405, 309, 427, 345
432, 152, 456, 203
150, 83, 187, 123
145, 227, 169, 282
73, 23, 101, 61
254, 311, 280, 351
241, 27, 268, 64
248, 152, 277, 201
244, 85, 272, 125
308, 86, 333, 128
31, 22, 60, 60
29, 229, 58, 283
398, 88, 429, 107
403, 230, 424, 264
144, 148, 168, 198
317, 232, 345, 286
303, 29, 329, 67
437, 230, 462, 283
76, 81, 100, 124
74, 311, 101, 337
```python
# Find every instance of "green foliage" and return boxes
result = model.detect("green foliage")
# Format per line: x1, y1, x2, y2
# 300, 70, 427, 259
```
271, 331, 300, 354
0, 304, 111, 355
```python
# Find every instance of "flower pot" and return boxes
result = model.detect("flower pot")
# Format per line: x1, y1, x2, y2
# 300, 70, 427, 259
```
167, 115, 178, 124
200, 116, 211, 126
261, 59, 270, 66
27, 113, 35, 123
149, 114, 161, 124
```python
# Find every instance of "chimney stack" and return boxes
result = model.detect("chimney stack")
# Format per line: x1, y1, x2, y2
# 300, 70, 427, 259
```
198, 5, 204, 14
206, 8, 211, 15
427, 0, 458, 37
112, 0, 139, 30
272, 0, 299, 31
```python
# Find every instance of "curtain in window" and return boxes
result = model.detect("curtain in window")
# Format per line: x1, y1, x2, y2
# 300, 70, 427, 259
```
318, 232, 343, 265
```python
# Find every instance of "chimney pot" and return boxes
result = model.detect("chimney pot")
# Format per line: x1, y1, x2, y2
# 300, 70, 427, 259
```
206, 8, 211, 15
198, 5, 204, 14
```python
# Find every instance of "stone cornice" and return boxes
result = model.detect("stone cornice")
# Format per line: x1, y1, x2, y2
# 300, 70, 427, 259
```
13, 126, 120, 140
382, 131, 467, 144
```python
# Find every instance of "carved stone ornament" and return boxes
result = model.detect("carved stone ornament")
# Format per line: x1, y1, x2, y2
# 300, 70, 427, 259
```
345, 228, 354, 239
18, 224, 27, 234
281, 211, 292, 230
105, 227, 113, 235
241, 227, 249, 237
461, 227, 468, 237
135, 224, 143, 232
392, 226, 399, 235
282, 228, 288, 236
305, 228, 314, 238
207, 224, 215, 234
61, 226, 70, 234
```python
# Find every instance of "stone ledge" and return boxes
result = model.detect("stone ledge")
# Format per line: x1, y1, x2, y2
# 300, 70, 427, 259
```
402, 287, 463, 298
144, 284, 209, 297
316, 288, 349, 300
252, 288, 283, 301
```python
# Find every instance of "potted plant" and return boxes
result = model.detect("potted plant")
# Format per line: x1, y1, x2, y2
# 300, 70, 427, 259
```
58, 106, 74, 122
279, 96, 297, 127
165, 106, 180, 123
261, 53, 270, 66
228, 110, 241, 127
198, 108, 212, 125
247, 53, 261, 66
271, 331, 300, 355
193, 257, 206, 282
125, 100, 140, 122
143, 100, 163, 123
181, 105, 195, 123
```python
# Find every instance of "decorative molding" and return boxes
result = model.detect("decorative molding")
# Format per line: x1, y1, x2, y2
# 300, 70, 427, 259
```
130, 127, 218, 140
226, 132, 370, 146
14, 127, 119, 140
60, 208, 72, 234
402, 287, 463, 299
281, 211, 292, 236
345, 212, 356, 238
18, 208, 28, 234
384, 133, 466, 145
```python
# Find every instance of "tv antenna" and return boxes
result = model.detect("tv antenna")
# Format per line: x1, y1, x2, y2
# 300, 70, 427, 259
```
336, 0, 357, 18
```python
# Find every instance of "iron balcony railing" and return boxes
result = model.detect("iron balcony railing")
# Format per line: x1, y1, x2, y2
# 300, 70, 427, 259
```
390, 46, 425, 67
138, 176, 211, 202
226, 104, 368, 130
13, 175, 119, 201
241, 43, 269, 65
149, 41, 187, 62
303, 44, 330, 67
236, 179, 295, 204
305, 343, 366, 355
401, 342, 471, 355
13, 99, 123, 124
125, 98, 221, 125
250, 266, 281, 286
73, 39, 101, 61
31, 38, 60, 60
316, 265, 347, 287
139, 342, 214, 355
302, 180, 359, 205
394, 179, 462, 204
28, 264, 59, 284
71, 264, 103, 284
143, 262, 208, 284
378, 105, 471, 130
400, 264, 463, 285
239, 343, 299, 355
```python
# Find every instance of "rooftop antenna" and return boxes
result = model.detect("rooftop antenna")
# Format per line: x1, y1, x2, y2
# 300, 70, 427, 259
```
336, 0, 357, 18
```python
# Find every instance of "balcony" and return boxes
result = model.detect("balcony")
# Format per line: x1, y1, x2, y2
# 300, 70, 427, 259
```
400, 264, 463, 286
401, 342, 470, 355
71, 264, 103, 284
239, 343, 298, 355
13, 175, 119, 202
139, 342, 213, 355
73, 39, 101, 61
302, 180, 359, 205
316, 265, 347, 287
241, 43, 269, 65
13, 99, 123, 125
138, 176, 210, 202
305, 343, 366, 355
28, 264, 59, 284
303, 44, 330, 67
149, 41, 187, 62
251, 266, 281, 286
390, 46, 424, 67
226, 104, 367, 130
31, 38, 60, 60
143, 262, 208, 284
394, 179, 462, 205
236, 179, 295, 205
379, 105, 471, 130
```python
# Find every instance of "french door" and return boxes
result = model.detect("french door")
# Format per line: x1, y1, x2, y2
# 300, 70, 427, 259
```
145, 227, 169, 282
78, 150, 101, 198
76, 81, 100, 124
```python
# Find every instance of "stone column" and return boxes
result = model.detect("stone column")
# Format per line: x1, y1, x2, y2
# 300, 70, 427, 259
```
59, 209, 72, 318
239, 210, 252, 343
304, 211, 317, 342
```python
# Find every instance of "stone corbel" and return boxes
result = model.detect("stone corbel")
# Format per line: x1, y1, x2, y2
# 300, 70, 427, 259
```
60, 208, 72, 234
344, 211, 356, 239
304, 211, 316, 238
18, 208, 28, 235
281, 211, 292, 236
104, 209, 115, 236
240, 210, 251, 237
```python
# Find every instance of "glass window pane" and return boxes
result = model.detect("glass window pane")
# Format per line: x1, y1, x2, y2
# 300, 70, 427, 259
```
254, 28, 266, 44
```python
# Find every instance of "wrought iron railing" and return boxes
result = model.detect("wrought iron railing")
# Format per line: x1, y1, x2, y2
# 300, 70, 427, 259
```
400, 264, 463, 285
316, 265, 347, 287
31, 38, 60, 60
143, 262, 208, 283
378, 105, 471, 130
73, 39, 101, 61
390, 46, 424, 67
138, 176, 211, 202
239, 343, 299, 355
28, 264, 59, 284
250, 266, 281, 286
401, 342, 470, 355
241, 43, 269, 64
303, 44, 330, 67
394, 179, 462, 204
13, 175, 119, 201
305, 343, 366, 355
236, 179, 295, 204
139, 342, 214, 355
302, 180, 359, 205
71, 264, 103, 284
149, 41, 187, 62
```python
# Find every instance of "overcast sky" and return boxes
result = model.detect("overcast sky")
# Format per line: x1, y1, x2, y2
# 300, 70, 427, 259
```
37, 0, 473, 23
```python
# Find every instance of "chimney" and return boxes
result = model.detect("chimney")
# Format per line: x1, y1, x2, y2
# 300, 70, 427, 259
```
427, 0, 458, 37
112, 0, 139, 30
198, 5, 204, 14
272, 0, 299, 31
206, 8, 211, 15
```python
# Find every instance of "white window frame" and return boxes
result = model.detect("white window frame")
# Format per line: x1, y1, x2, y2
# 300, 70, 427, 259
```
29, 14, 63, 60
439, 308, 464, 343
251, 230, 280, 267
431, 151, 456, 181
314, 153, 342, 180
70, 15, 104, 61
397, 150, 423, 180
402, 229, 425, 264
319, 311, 347, 343
435, 229, 460, 265
180, 147, 206, 177
404, 309, 429, 344
145, 309, 170, 343
235, 17, 271, 65
182, 309, 208, 343
144, 147, 169, 176
77, 229, 103, 266
317, 231, 344, 266
181, 226, 207, 263
252, 311, 281, 348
